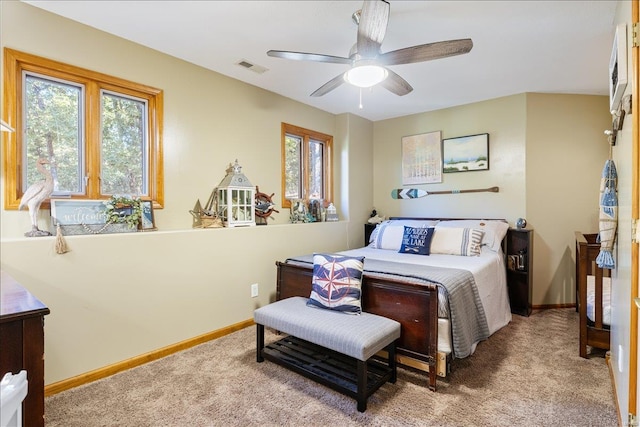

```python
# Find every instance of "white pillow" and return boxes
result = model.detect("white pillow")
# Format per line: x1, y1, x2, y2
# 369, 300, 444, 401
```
369, 219, 439, 250
436, 219, 509, 252
430, 227, 485, 256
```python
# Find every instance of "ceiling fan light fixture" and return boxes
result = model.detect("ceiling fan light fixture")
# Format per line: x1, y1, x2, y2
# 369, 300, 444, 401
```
269, 1, 470, 98
344, 65, 388, 88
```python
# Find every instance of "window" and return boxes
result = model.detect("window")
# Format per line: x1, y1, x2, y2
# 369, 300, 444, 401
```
2, 48, 163, 210
281, 123, 332, 209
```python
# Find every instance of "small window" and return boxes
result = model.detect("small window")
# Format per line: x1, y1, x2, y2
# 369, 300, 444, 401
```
3, 48, 164, 210
100, 91, 148, 195
281, 123, 332, 209
24, 73, 84, 195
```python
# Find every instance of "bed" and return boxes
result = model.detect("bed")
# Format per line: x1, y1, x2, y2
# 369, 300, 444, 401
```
575, 232, 611, 358
275, 218, 513, 390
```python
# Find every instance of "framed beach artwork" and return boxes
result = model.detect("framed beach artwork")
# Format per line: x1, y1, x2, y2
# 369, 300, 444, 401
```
443, 133, 489, 173
401, 131, 442, 185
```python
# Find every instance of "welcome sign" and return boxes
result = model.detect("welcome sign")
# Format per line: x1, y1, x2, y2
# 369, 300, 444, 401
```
50, 200, 136, 236
50, 200, 108, 225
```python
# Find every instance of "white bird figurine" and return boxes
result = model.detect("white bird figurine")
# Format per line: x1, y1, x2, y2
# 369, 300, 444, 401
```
19, 158, 54, 237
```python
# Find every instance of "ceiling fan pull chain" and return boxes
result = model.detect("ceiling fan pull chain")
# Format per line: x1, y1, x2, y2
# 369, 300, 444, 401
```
359, 88, 363, 109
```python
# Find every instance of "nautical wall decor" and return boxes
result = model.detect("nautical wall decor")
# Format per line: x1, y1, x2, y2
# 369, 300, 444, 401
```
217, 160, 256, 227
255, 186, 279, 225
391, 186, 499, 199
596, 159, 618, 269
190, 191, 223, 229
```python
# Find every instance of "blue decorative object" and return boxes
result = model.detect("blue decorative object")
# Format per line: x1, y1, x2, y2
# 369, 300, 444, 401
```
596, 159, 618, 269
398, 226, 434, 255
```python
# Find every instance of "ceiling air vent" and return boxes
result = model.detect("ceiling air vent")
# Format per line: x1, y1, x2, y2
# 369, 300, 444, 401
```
236, 59, 268, 74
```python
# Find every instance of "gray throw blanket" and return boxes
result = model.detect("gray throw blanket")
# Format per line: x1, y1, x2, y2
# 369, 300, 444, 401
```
287, 255, 490, 359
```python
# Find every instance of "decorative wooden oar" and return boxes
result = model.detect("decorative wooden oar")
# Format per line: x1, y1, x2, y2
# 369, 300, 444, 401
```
391, 186, 499, 199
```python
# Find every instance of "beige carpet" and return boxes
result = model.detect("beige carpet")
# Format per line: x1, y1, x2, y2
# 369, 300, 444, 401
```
45, 309, 616, 426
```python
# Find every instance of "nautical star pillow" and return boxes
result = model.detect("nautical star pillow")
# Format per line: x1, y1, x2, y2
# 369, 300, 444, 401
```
307, 253, 365, 314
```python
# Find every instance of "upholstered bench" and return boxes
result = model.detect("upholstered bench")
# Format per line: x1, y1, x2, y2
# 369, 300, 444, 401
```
254, 296, 401, 412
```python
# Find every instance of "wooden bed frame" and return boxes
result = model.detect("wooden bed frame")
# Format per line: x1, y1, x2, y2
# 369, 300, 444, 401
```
275, 217, 508, 391
575, 232, 611, 357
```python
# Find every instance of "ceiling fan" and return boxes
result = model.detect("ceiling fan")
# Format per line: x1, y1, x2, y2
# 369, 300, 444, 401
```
267, 0, 473, 97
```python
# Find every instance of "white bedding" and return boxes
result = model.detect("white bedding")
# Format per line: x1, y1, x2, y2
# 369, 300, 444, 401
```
337, 246, 512, 355
587, 275, 611, 326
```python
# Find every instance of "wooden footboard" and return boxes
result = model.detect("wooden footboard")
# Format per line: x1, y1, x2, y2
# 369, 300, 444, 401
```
276, 261, 440, 391
575, 232, 611, 357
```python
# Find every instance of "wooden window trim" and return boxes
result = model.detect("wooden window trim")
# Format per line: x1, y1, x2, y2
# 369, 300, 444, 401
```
281, 122, 333, 209
2, 48, 164, 210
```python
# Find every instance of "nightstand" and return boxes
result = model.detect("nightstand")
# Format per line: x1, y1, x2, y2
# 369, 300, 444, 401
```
364, 223, 376, 246
506, 228, 533, 316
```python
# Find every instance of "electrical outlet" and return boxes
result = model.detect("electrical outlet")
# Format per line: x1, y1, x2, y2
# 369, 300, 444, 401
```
251, 283, 259, 298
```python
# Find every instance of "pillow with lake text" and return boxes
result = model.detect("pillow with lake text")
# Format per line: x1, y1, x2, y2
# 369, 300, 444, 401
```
369, 219, 439, 250
398, 226, 435, 255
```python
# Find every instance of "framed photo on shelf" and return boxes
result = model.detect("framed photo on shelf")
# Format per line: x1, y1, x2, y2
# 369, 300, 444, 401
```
401, 130, 442, 185
140, 200, 156, 231
443, 133, 489, 173
609, 24, 627, 111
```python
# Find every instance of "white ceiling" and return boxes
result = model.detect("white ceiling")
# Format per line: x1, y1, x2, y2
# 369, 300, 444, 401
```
25, 1, 618, 121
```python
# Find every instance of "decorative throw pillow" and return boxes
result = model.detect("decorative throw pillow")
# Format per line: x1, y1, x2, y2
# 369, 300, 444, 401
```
436, 220, 509, 252
369, 219, 439, 250
398, 226, 435, 255
307, 253, 365, 314
430, 227, 485, 256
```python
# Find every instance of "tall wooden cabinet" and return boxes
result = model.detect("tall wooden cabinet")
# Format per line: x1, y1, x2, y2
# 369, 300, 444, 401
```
0, 271, 50, 427
505, 229, 533, 316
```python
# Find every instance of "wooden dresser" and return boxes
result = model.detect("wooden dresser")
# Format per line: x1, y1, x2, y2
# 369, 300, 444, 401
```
1, 270, 50, 427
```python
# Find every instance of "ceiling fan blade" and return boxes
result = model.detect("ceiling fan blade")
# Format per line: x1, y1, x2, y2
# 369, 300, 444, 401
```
378, 38, 473, 66
267, 50, 351, 65
310, 73, 347, 97
357, 0, 390, 58
381, 69, 413, 96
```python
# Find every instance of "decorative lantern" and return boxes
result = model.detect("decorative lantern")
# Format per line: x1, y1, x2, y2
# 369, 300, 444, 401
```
217, 160, 256, 227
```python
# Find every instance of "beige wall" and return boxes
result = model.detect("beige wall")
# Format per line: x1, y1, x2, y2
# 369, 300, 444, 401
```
336, 113, 375, 249
526, 93, 611, 306
372, 94, 527, 221
0, 1, 372, 384
372, 93, 610, 307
